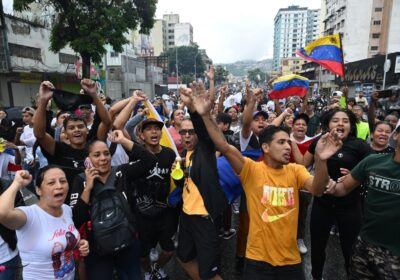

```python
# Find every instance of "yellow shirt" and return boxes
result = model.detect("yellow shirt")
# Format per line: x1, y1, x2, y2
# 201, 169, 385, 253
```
239, 157, 313, 266
182, 151, 208, 215
356, 121, 370, 140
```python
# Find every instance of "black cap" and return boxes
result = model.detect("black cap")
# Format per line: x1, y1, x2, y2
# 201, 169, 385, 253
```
141, 118, 164, 131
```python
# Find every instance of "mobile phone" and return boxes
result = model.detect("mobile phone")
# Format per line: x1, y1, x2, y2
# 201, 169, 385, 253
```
84, 157, 93, 169
377, 89, 393, 99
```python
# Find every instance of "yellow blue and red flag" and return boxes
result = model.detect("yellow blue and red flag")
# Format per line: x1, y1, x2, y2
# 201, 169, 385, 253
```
296, 34, 344, 77
143, 100, 178, 156
269, 74, 310, 99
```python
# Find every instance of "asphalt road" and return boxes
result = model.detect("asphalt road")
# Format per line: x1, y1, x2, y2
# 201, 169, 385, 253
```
165, 212, 347, 280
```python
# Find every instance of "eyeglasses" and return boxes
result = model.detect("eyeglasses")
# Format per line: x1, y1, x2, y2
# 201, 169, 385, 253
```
179, 129, 196, 135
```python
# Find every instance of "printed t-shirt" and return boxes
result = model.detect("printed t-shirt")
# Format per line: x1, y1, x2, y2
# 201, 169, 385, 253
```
182, 150, 208, 215
16, 204, 80, 280
239, 157, 312, 266
351, 153, 400, 255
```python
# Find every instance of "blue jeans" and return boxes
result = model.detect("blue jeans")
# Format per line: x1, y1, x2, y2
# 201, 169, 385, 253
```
85, 239, 141, 280
0, 255, 21, 280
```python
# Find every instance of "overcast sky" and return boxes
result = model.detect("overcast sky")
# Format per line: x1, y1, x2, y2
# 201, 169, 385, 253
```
3, 0, 321, 63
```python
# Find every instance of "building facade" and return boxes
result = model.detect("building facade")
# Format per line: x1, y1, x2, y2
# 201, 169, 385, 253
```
321, 0, 400, 62
163, 13, 180, 50
174, 23, 193, 47
281, 57, 306, 76
273, 5, 320, 71
150, 19, 166, 56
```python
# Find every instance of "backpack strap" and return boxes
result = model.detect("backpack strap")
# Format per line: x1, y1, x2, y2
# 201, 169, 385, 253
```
91, 167, 118, 197
109, 142, 118, 157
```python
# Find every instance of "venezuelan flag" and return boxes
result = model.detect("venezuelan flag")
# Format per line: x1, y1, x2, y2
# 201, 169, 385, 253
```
269, 74, 310, 99
296, 34, 344, 77
143, 100, 178, 156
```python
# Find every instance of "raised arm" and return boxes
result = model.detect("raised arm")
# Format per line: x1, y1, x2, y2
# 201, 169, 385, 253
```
368, 92, 379, 131
303, 130, 342, 196
33, 81, 56, 155
0, 170, 31, 230
180, 81, 245, 174
271, 107, 293, 127
113, 91, 145, 130
217, 84, 228, 114
81, 79, 112, 140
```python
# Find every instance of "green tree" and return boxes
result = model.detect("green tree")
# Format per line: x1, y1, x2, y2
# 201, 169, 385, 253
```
247, 68, 266, 84
162, 45, 205, 78
14, 0, 156, 78
215, 65, 229, 84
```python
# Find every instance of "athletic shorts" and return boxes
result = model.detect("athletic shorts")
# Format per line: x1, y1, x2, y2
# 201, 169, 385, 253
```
243, 258, 305, 280
177, 212, 221, 280
137, 208, 178, 257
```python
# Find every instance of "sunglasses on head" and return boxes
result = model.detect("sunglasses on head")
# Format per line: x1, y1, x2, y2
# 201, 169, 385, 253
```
179, 129, 196, 135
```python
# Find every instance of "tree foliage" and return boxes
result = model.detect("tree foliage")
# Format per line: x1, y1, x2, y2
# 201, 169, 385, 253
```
215, 66, 229, 84
247, 68, 266, 84
162, 45, 205, 78
13, 0, 157, 78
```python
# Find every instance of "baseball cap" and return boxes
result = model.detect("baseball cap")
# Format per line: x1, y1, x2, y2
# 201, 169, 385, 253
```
253, 111, 268, 120
141, 118, 164, 131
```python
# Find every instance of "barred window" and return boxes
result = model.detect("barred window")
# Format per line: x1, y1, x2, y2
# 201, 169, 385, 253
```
59, 53, 79, 64
9, 43, 41, 61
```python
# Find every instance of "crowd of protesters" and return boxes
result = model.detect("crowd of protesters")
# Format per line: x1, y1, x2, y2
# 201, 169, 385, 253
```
0, 67, 399, 280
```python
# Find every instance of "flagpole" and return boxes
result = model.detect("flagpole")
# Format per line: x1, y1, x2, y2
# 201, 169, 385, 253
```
338, 33, 348, 107
318, 65, 322, 95
338, 33, 346, 81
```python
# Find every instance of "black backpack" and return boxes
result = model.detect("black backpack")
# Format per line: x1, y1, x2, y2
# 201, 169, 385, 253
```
89, 168, 136, 256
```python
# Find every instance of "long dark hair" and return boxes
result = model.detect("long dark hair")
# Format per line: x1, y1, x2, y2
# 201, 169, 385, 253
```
320, 108, 358, 137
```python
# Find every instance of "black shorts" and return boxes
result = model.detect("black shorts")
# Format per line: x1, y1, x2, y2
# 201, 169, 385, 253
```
243, 258, 305, 280
177, 212, 221, 280
137, 208, 178, 257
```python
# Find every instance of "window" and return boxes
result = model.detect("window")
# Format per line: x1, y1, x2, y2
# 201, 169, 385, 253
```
9, 43, 41, 61
110, 51, 119, 57
375, 7, 382, 12
372, 33, 380, 39
370, 46, 378, 51
373, 20, 381, 25
59, 53, 79, 64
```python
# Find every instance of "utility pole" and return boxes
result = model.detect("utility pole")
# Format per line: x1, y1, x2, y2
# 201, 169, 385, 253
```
175, 46, 179, 93
382, 0, 394, 89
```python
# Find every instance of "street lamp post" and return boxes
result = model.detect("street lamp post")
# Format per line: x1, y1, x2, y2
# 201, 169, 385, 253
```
175, 46, 179, 93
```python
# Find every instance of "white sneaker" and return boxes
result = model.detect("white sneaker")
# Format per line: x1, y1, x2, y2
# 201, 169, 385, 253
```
149, 248, 159, 262
297, 239, 308, 254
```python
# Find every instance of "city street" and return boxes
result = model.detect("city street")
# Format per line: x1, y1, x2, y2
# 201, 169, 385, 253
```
165, 212, 347, 280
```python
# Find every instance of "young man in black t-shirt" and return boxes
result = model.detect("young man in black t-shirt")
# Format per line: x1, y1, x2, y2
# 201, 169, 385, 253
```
130, 118, 177, 280
33, 80, 111, 203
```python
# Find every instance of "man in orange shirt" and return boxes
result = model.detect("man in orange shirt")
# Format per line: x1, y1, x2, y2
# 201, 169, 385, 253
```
180, 84, 342, 279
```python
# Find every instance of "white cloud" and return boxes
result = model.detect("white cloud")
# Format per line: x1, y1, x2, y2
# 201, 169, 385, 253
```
157, 0, 321, 63
3, 0, 321, 63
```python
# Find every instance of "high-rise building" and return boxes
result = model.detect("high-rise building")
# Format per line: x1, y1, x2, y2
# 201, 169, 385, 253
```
163, 13, 180, 50
321, 0, 400, 62
174, 23, 193, 46
150, 19, 166, 56
273, 5, 321, 72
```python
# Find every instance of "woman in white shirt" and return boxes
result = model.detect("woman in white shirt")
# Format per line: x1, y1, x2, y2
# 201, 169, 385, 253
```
0, 167, 89, 280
